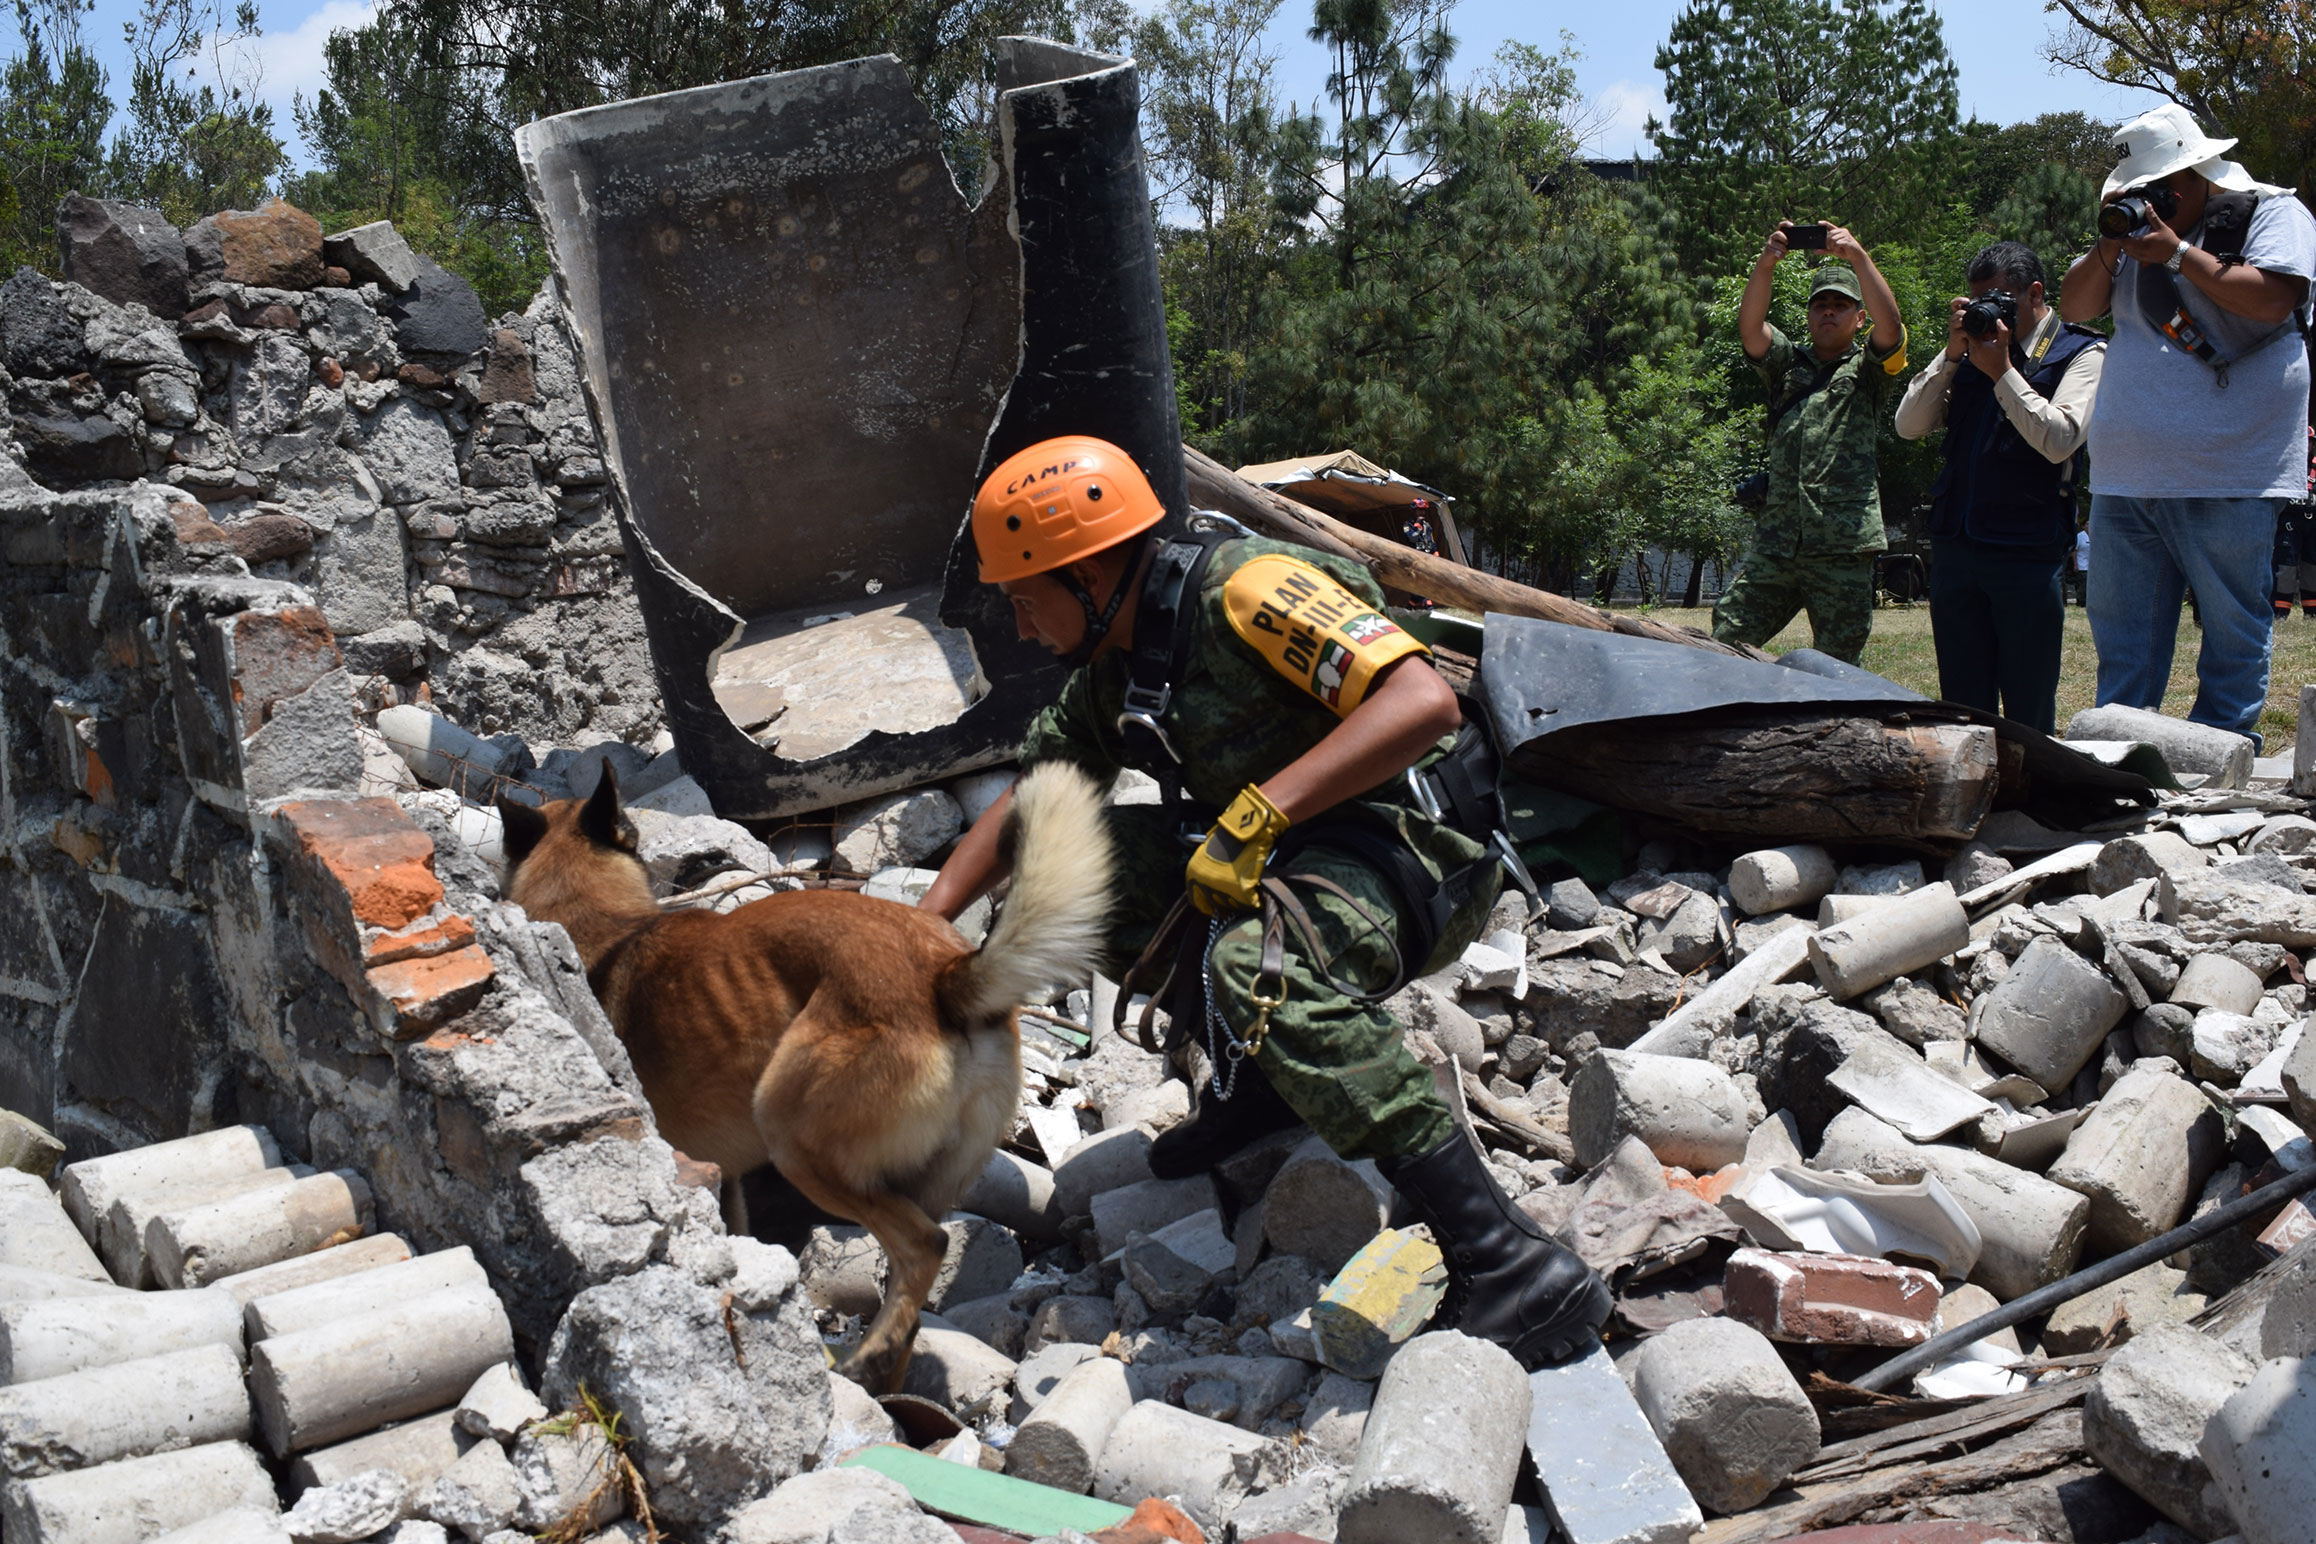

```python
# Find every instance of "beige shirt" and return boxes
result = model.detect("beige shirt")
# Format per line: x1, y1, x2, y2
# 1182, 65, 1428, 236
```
1893, 308, 2106, 463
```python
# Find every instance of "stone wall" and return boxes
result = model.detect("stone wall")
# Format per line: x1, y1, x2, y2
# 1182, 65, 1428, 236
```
5, 195, 662, 753
0, 199, 726, 1357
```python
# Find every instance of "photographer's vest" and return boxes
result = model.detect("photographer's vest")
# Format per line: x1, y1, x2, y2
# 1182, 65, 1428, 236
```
1927, 322, 2104, 554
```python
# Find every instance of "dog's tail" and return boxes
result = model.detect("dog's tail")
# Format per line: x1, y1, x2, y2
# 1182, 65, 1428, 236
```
941, 762, 1114, 1025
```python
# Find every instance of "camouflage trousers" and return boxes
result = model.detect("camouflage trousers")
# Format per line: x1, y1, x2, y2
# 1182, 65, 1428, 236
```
1711, 550, 1879, 665
1100, 804, 1470, 1162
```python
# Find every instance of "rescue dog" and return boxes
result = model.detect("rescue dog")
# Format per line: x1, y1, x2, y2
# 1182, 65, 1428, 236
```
497, 763, 1111, 1391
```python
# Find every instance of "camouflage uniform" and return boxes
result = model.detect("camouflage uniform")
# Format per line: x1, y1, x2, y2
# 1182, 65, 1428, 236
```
1714, 306, 1909, 665
1018, 536, 1497, 1161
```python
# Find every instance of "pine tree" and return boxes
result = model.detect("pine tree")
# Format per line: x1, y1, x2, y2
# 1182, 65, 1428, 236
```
0, 0, 109, 271
102, 0, 286, 224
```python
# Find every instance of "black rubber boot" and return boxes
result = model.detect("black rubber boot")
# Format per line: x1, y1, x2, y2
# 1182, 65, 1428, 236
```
1379, 1131, 1612, 1368
1148, 1059, 1304, 1180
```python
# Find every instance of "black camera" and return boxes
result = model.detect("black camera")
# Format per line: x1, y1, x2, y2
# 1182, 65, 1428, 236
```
1961, 289, 2018, 341
2098, 184, 2180, 239
1785, 222, 1829, 250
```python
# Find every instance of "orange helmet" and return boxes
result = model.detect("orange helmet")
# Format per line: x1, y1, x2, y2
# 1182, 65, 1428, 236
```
972, 436, 1166, 583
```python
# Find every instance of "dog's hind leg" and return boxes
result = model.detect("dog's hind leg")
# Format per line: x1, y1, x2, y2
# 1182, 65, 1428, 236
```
774, 1156, 946, 1395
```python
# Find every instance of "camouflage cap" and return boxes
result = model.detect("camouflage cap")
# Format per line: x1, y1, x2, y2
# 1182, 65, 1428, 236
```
1808, 263, 1863, 303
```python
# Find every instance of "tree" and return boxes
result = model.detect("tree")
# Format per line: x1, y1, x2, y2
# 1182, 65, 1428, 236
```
0, 0, 109, 272
103, 0, 286, 224
1986, 160, 2102, 284
1647, 0, 1961, 268
2046, 0, 2315, 206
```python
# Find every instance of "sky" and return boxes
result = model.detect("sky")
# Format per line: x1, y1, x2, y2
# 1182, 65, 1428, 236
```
56, 0, 2173, 172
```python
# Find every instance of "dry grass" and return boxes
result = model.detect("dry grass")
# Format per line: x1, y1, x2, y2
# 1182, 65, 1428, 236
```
1643, 600, 2311, 754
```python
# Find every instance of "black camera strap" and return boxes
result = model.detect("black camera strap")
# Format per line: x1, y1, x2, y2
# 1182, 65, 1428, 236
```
2133, 191, 2310, 387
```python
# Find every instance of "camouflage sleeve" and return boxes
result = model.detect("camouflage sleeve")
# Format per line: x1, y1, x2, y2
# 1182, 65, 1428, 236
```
1016, 668, 1123, 788
1866, 319, 1910, 386
1752, 325, 1796, 388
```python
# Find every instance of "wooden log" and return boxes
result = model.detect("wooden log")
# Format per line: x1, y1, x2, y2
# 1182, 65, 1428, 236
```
1529, 711, 1999, 846
1180, 445, 1769, 660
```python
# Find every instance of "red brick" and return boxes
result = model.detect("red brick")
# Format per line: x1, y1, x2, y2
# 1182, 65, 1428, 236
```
1723, 1246, 1940, 1347
2259, 1196, 2316, 1257
363, 911, 478, 968
367, 943, 495, 1038
276, 798, 442, 930
670, 1150, 723, 1192
223, 606, 341, 738
1092, 1500, 1205, 1544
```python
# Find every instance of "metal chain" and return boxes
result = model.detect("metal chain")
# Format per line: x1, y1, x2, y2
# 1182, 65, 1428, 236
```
1201, 914, 1260, 1101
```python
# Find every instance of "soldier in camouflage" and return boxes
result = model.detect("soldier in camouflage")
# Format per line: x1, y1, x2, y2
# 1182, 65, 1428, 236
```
1714, 225, 1910, 664
924, 435, 1612, 1369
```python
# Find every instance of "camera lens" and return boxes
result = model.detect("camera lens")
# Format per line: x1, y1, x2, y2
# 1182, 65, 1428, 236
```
2098, 197, 2149, 240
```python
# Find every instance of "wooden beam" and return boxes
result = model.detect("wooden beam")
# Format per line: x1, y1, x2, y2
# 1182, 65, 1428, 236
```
1182, 444, 1770, 660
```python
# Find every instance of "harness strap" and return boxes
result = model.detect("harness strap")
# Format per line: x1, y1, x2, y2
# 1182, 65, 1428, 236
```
1116, 529, 1228, 793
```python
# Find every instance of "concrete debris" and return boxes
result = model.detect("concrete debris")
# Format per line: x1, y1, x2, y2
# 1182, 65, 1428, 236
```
1336, 1331, 1529, 1544
1630, 1315, 1817, 1514
2082, 1323, 2256, 1537
1723, 1246, 1942, 1346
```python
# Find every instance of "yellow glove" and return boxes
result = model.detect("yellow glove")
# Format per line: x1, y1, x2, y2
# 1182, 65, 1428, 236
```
1186, 784, 1290, 916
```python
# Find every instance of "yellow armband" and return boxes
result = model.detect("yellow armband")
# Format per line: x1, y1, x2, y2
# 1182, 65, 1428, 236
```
1222, 554, 1428, 713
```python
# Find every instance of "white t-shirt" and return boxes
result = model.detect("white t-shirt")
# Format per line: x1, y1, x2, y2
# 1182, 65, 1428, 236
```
2088, 191, 2316, 499
2075, 529, 2090, 570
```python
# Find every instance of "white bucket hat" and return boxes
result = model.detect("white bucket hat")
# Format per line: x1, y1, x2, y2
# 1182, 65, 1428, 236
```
2104, 103, 2237, 197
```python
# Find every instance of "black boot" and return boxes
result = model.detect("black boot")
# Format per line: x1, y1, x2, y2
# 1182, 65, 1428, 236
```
1379, 1131, 1612, 1368
1148, 1058, 1304, 1180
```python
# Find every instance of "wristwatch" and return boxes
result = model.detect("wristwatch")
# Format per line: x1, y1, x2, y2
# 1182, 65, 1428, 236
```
2165, 239, 2190, 275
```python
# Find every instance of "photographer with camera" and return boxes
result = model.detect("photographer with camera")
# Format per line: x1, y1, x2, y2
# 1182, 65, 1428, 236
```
1895, 242, 2105, 732
1714, 221, 1908, 665
2059, 104, 2315, 745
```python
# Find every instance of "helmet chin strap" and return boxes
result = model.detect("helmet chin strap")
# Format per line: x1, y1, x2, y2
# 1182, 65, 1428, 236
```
1055, 538, 1152, 668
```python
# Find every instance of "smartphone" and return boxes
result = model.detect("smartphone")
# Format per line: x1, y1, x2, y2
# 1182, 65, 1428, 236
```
1786, 222, 1829, 250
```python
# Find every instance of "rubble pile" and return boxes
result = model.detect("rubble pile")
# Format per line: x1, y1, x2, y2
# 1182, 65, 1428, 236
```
3, 195, 660, 748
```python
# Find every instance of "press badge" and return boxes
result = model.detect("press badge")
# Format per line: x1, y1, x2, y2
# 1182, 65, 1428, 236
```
1222, 554, 1428, 713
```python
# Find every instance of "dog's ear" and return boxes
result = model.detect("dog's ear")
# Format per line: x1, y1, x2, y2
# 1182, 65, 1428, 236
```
577, 766, 635, 852
498, 795, 549, 870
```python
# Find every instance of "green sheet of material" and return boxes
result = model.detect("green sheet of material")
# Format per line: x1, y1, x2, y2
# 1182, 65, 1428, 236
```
1502, 779, 1625, 891
839, 1445, 1135, 1534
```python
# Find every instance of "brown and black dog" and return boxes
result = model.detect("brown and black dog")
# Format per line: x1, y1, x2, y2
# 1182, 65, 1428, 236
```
497, 763, 1111, 1390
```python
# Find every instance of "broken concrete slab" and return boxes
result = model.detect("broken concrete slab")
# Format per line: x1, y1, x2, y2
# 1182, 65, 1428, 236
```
2198, 1351, 2313, 1544
2082, 1322, 2256, 1537
1523, 1341, 1702, 1544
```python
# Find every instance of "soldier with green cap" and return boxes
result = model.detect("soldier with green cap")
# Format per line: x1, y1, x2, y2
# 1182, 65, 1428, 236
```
1715, 221, 1909, 664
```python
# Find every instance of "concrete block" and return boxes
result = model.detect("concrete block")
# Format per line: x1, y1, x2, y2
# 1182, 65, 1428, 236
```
1569, 1050, 1749, 1171
251, 1281, 515, 1455
57, 1126, 280, 1238
798, 1226, 883, 1317
2090, 831, 2210, 897
0, 1341, 249, 1479
2199, 1352, 2314, 1544
2068, 704, 2255, 787
283, 1468, 408, 1543
1306, 1228, 1450, 1381
897, 1325, 1017, 1413
0, 1287, 244, 1384
722, 1466, 920, 1544
248, 1247, 486, 1342
1024, 1295, 1115, 1355
2043, 1259, 2206, 1356
1337, 1331, 1530, 1544
1129, 1353, 1310, 1429
2048, 1061, 2224, 1252
2190, 1009, 2276, 1085
2082, 1322, 2255, 1536
1806, 882, 1970, 1000
1728, 844, 1837, 917
1629, 1316, 1816, 1515
1523, 1341, 1702, 1544
454, 1364, 546, 1444
419, 1436, 520, 1538
960, 1150, 1062, 1243
1090, 1399, 1273, 1534
149, 1509, 291, 1544
1300, 1369, 1373, 1467
928, 1216, 1023, 1314
0, 1440, 277, 1544
1052, 1127, 1155, 1220
102, 1166, 300, 1288
1004, 1355, 1130, 1494
0, 1266, 135, 1305
289, 1410, 469, 1503
940, 1293, 1028, 1358
1264, 1136, 1392, 1274
1007, 1342, 1101, 1421
1825, 1028, 1997, 1142
1972, 936, 2130, 1091
2173, 953, 2266, 1016
1813, 1107, 2089, 1301
0, 1113, 63, 1180
0, 1174, 108, 1284
1722, 1247, 1940, 1346
209, 1236, 414, 1306
510, 1425, 620, 1531
149, 1169, 374, 1289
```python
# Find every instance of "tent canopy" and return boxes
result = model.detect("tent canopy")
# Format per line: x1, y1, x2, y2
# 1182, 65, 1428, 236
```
1233, 450, 1467, 565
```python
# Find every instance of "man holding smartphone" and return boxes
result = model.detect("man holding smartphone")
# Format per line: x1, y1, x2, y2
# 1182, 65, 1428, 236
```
2059, 104, 2314, 745
1714, 221, 1909, 664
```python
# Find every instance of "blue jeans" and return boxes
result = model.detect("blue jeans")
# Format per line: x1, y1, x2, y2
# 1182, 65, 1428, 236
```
2087, 494, 2280, 745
